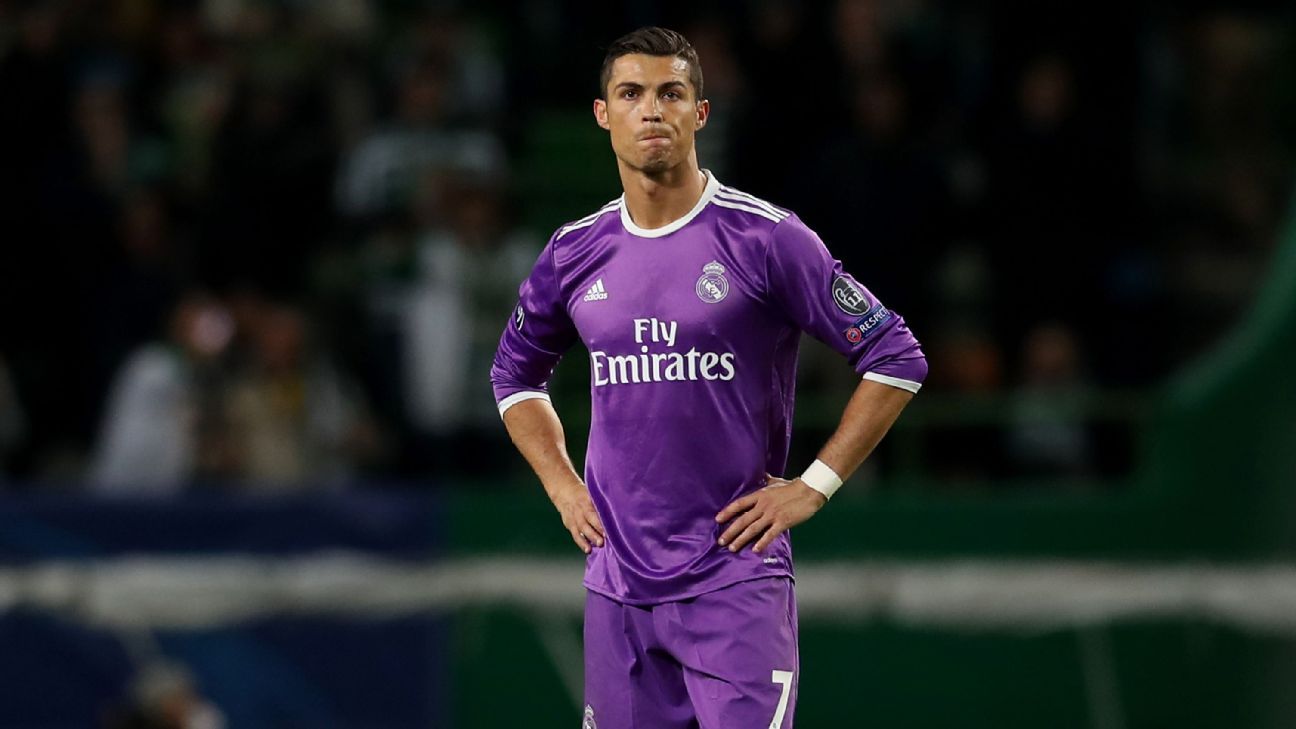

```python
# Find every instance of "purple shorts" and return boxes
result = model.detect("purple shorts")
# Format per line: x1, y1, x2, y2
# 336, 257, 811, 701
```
583, 577, 799, 729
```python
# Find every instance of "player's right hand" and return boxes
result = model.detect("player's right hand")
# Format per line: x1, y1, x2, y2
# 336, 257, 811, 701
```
551, 481, 605, 554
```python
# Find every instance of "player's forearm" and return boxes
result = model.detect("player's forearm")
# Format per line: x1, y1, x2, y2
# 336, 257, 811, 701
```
813, 378, 914, 483
501, 398, 585, 500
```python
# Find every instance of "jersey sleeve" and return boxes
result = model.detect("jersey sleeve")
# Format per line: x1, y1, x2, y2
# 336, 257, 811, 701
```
490, 235, 579, 415
765, 215, 928, 393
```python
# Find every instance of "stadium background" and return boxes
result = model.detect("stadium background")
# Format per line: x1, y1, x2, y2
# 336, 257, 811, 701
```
0, 0, 1293, 727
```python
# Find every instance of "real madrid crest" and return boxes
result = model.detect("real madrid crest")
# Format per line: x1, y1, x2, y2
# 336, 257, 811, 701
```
695, 261, 729, 304
582, 704, 598, 729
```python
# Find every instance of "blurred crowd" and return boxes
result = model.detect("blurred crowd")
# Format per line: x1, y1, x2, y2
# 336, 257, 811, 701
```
0, 0, 1291, 491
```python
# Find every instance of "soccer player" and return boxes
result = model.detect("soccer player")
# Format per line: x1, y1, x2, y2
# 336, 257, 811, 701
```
490, 26, 927, 728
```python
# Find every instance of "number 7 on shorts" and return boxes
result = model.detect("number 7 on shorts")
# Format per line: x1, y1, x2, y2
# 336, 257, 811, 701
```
769, 669, 794, 728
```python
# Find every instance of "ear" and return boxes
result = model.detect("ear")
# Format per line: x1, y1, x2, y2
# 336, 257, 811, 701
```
695, 98, 710, 130
593, 99, 610, 130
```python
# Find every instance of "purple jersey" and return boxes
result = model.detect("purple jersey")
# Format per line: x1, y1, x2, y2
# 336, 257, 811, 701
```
491, 171, 927, 605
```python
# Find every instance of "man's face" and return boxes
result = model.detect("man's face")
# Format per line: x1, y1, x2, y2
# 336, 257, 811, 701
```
594, 54, 708, 175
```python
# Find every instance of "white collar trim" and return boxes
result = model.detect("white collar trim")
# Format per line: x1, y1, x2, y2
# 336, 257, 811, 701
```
619, 169, 721, 238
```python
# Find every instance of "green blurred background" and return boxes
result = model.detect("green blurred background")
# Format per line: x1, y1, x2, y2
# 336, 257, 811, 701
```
0, 1, 1293, 727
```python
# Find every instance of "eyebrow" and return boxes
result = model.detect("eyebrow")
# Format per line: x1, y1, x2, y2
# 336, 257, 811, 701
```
613, 80, 688, 94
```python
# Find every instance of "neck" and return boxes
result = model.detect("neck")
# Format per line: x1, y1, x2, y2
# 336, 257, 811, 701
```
618, 153, 707, 230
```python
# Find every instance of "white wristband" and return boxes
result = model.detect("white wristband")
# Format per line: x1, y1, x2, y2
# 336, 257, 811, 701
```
799, 459, 843, 500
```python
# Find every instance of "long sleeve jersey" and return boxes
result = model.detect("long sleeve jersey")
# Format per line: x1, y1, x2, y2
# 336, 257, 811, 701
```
491, 171, 927, 605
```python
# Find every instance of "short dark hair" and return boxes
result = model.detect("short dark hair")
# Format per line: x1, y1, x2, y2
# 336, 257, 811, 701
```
599, 27, 703, 101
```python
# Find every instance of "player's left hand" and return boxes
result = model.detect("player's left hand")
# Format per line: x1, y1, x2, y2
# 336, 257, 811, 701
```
715, 474, 828, 553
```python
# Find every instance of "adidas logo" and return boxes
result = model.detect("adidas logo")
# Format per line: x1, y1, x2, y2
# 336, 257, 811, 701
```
583, 278, 609, 302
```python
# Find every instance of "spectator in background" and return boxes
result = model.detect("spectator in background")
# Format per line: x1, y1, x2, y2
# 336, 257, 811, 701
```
334, 49, 505, 221
348, 210, 421, 445
225, 300, 381, 489
89, 188, 186, 418
833, 0, 890, 78
331, 33, 510, 456
399, 8, 506, 124
71, 68, 135, 200
402, 162, 539, 475
986, 51, 1098, 347
202, 67, 335, 294
151, 2, 234, 199
88, 292, 236, 494
923, 325, 1006, 483
1005, 322, 1094, 479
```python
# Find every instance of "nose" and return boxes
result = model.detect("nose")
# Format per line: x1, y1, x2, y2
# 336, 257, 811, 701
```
641, 96, 663, 122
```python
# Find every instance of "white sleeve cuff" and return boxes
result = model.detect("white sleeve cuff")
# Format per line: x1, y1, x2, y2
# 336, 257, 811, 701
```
497, 391, 551, 417
862, 371, 923, 394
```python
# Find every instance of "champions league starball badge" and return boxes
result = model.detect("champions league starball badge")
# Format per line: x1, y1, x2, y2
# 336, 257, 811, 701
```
695, 261, 729, 304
